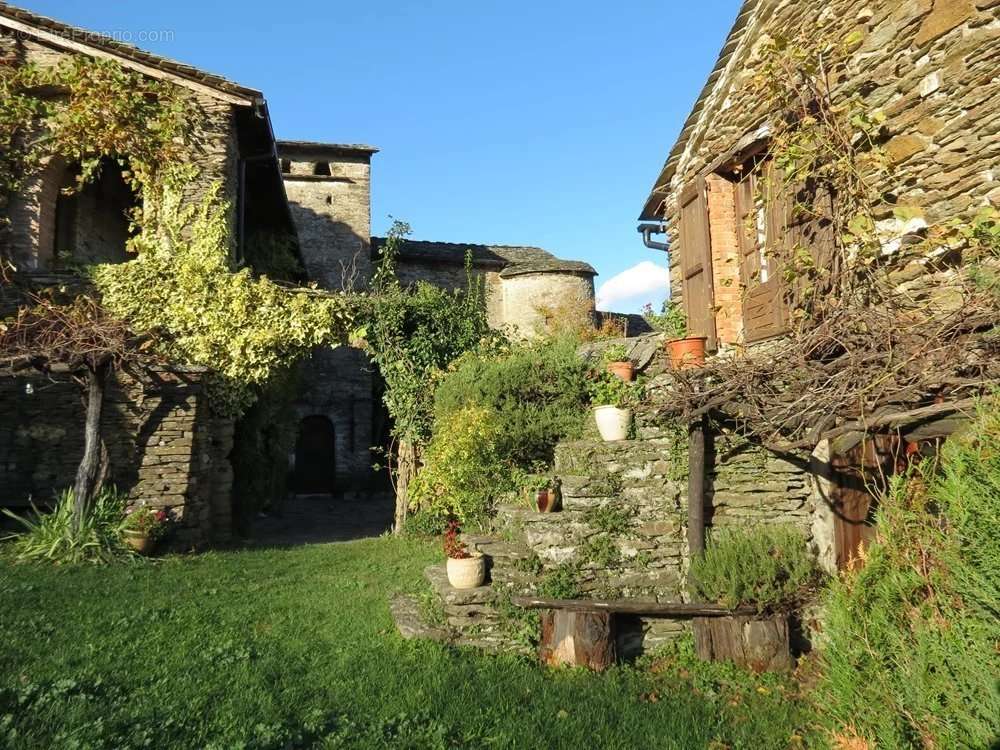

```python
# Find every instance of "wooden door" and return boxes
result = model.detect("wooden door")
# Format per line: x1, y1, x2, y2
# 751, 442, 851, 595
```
677, 177, 717, 350
294, 416, 336, 494
831, 435, 901, 570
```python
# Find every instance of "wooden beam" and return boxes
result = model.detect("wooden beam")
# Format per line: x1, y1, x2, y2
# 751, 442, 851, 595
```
687, 415, 707, 557
512, 596, 755, 617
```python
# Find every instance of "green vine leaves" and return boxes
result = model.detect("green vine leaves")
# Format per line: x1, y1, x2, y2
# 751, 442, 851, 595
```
94, 168, 352, 417
1, 55, 353, 417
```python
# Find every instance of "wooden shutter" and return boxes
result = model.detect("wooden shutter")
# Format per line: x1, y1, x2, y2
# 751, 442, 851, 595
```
735, 164, 789, 343
677, 177, 717, 350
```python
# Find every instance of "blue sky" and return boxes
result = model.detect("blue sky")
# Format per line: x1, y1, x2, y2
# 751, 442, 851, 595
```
22, 0, 742, 312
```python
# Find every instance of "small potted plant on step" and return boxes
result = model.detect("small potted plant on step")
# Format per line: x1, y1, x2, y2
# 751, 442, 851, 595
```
121, 505, 171, 555
602, 343, 635, 382
589, 372, 641, 442
643, 300, 706, 370
523, 473, 561, 513
444, 520, 486, 589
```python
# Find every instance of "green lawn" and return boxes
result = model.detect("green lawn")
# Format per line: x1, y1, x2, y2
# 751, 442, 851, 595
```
0, 537, 808, 749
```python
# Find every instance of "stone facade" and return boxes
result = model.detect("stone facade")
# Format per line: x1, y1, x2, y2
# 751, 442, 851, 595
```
278, 143, 379, 492
641, 0, 1000, 342
0, 10, 261, 543
0, 367, 233, 548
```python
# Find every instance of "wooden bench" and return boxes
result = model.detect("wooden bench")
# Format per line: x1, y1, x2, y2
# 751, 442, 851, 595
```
512, 596, 792, 672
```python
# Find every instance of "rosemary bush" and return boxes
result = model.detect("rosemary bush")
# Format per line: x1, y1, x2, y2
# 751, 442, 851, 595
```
433, 335, 589, 469
689, 525, 819, 612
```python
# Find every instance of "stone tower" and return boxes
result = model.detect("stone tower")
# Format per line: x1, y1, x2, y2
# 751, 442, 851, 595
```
278, 141, 379, 495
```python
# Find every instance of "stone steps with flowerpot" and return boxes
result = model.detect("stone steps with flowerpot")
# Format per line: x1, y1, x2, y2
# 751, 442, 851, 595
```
390, 435, 692, 657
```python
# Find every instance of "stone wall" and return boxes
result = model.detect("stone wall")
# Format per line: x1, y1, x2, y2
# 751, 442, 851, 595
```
499, 267, 597, 339
0, 368, 233, 548
658, 0, 1000, 333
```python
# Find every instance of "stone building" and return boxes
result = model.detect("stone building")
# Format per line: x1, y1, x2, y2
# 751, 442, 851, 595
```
0, 3, 599, 537
637, 0, 1000, 571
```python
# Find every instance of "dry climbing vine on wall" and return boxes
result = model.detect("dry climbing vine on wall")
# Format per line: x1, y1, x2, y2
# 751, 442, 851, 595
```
656, 33, 1000, 454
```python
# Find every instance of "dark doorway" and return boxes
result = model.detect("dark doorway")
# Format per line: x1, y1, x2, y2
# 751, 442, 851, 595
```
294, 416, 336, 494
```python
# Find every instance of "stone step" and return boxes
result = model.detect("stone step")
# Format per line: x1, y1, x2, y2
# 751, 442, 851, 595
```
388, 594, 451, 644
424, 564, 496, 606
554, 438, 675, 476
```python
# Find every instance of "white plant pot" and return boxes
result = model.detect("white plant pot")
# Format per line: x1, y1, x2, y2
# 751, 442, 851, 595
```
446, 554, 486, 589
594, 406, 631, 442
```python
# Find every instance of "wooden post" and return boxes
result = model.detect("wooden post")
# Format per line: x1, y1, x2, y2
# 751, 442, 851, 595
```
687, 415, 706, 557
538, 609, 615, 671
692, 614, 793, 673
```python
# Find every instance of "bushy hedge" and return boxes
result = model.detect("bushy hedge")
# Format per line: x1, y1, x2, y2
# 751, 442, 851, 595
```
689, 525, 820, 612
818, 402, 1000, 748
433, 335, 589, 469
407, 405, 511, 529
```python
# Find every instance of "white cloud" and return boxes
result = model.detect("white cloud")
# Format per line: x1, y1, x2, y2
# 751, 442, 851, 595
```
595, 260, 670, 313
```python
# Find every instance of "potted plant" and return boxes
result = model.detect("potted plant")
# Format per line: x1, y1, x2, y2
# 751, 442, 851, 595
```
588, 373, 641, 442
443, 520, 486, 589
643, 300, 706, 370
602, 343, 635, 382
121, 505, 170, 555
523, 474, 561, 513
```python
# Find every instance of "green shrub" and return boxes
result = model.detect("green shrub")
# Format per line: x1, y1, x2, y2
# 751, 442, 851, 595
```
2, 487, 130, 564
433, 335, 589, 469
689, 525, 819, 612
818, 401, 1000, 749
407, 405, 511, 529
587, 372, 644, 409
642, 300, 686, 339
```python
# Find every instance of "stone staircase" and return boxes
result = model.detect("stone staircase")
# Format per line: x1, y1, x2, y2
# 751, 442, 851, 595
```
391, 433, 693, 656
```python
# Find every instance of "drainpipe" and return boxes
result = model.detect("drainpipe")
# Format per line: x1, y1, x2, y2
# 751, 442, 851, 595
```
637, 223, 669, 252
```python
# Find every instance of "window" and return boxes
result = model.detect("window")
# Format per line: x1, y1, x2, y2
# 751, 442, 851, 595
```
313, 161, 331, 176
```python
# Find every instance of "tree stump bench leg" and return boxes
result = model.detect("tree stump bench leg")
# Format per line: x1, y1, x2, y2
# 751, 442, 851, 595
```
538, 609, 615, 671
692, 614, 793, 673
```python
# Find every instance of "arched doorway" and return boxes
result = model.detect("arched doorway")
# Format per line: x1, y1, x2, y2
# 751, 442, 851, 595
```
294, 416, 336, 494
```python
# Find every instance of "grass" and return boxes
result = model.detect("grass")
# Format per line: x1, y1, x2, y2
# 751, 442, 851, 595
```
0, 536, 808, 749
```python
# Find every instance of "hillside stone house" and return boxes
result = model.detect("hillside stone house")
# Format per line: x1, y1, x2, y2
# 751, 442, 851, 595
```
0, 3, 598, 544
638, 0, 1000, 571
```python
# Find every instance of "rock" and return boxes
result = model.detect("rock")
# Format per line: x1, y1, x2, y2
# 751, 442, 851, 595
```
887, 134, 928, 163
919, 71, 942, 97
914, 0, 975, 46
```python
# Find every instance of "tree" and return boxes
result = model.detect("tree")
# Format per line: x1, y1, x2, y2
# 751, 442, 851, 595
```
0, 293, 140, 531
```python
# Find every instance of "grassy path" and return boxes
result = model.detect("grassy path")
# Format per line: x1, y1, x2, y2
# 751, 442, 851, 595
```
0, 537, 806, 748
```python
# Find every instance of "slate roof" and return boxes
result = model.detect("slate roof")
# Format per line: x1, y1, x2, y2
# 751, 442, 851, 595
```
370, 238, 596, 276
639, 0, 761, 220
278, 141, 380, 157
0, 2, 262, 103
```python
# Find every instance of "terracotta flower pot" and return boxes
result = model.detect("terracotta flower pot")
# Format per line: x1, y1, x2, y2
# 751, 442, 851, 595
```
667, 337, 707, 370
593, 405, 631, 442
534, 487, 561, 513
606, 361, 635, 382
123, 529, 155, 555
446, 554, 486, 589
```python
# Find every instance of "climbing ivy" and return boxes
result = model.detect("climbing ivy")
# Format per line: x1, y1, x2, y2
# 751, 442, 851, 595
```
1, 55, 352, 417
93, 167, 351, 416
